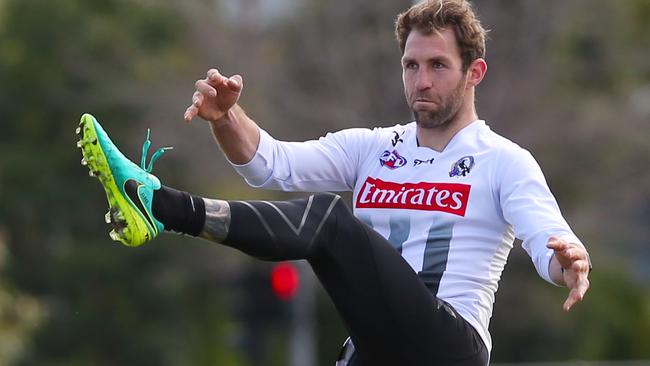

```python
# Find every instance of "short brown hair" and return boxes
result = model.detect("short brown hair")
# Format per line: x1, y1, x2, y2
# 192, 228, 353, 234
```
395, 0, 487, 71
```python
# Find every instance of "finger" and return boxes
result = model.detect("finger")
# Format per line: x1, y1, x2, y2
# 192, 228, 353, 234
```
563, 288, 582, 311
563, 285, 586, 311
564, 277, 589, 311
563, 296, 575, 312
561, 248, 580, 261
555, 250, 587, 274
227, 74, 243, 92
565, 247, 589, 263
207, 68, 229, 86
192, 91, 204, 108
184, 105, 198, 122
571, 259, 590, 273
195, 80, 217, 97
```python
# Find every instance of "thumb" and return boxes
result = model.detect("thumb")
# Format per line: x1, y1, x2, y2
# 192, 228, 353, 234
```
546, 236, 565, 250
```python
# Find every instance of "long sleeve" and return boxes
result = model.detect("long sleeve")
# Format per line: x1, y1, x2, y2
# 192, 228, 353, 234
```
498, 148, 583, 284
230, 127, 377, 192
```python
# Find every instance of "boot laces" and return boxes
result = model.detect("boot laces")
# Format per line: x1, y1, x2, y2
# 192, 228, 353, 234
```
140, 129, 173, 173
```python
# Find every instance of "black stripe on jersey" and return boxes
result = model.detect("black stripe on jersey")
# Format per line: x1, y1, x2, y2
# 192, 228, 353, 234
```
387, 215, 410, 255
418, 220, 453, 295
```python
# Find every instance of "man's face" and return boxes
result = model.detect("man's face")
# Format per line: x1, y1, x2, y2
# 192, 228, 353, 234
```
401, 28, 468, 129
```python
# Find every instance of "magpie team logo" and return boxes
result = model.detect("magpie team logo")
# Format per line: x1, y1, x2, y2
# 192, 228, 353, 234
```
380, 150, 407, 169
449, 156, 475, 177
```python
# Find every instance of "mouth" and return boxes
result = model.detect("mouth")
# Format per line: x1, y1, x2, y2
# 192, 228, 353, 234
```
412, 99, 437, 108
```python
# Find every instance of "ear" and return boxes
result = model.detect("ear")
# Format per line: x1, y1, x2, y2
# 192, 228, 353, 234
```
466, 58, 487, 88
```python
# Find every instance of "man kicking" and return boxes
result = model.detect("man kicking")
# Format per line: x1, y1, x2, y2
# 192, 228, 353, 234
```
78, 1, 591, 365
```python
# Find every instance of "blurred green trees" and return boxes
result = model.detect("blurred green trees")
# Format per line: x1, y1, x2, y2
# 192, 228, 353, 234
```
0, 0, 243, 365
0, 0, 649, 364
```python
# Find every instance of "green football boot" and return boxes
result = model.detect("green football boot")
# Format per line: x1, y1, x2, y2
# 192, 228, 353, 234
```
76, 113, 172, 247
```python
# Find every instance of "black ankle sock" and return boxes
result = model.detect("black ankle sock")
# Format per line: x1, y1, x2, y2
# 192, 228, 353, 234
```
152, 186, 206, 236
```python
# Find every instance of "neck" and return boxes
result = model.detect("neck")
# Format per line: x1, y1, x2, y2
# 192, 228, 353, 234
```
416, 97, 478, 152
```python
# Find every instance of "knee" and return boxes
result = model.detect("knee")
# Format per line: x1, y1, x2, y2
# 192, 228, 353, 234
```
309, 193, 363, 250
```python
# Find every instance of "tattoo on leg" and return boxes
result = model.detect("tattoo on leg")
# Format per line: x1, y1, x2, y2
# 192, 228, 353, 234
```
199, 198, 231, 243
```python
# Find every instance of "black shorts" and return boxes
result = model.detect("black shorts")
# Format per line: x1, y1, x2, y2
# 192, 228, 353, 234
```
225, 193, 488, 366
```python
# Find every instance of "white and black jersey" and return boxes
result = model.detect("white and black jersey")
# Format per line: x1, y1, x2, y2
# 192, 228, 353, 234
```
232, 120, 582, 352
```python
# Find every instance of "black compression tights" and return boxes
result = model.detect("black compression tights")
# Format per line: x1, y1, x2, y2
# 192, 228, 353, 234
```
224, 193, 487, 366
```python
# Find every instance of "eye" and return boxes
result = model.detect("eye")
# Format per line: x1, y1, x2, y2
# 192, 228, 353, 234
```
433, 62, 445, 69
404, 62, 418, 70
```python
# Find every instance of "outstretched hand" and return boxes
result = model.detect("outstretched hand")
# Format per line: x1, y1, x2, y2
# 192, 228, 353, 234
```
184, 69, 243, 124
547, 237, 591, 312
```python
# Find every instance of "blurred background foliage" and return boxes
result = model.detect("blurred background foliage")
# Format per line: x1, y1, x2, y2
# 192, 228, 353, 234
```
0, 0, 648, 365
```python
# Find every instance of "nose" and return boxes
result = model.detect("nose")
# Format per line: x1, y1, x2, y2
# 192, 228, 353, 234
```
414, 69, 433, 91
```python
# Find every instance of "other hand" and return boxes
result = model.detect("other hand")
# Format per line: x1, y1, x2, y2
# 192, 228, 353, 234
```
547, 237, 591, 312
184, 68, 243, 124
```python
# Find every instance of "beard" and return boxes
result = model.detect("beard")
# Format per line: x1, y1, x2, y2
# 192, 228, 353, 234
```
412, 77, 466, 129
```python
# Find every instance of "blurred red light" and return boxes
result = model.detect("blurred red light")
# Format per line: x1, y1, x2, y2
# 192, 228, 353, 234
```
271, 262, 300, 300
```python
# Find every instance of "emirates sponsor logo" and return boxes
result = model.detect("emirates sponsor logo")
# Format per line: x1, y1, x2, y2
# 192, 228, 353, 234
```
355, 177, 471, 216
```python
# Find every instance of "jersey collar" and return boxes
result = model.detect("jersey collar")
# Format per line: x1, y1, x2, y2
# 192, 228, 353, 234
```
411, 119, 486, 154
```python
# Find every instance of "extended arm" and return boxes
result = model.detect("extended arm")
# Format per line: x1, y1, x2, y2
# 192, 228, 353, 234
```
183, 68, 365, 192
499, 149, 591, 312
